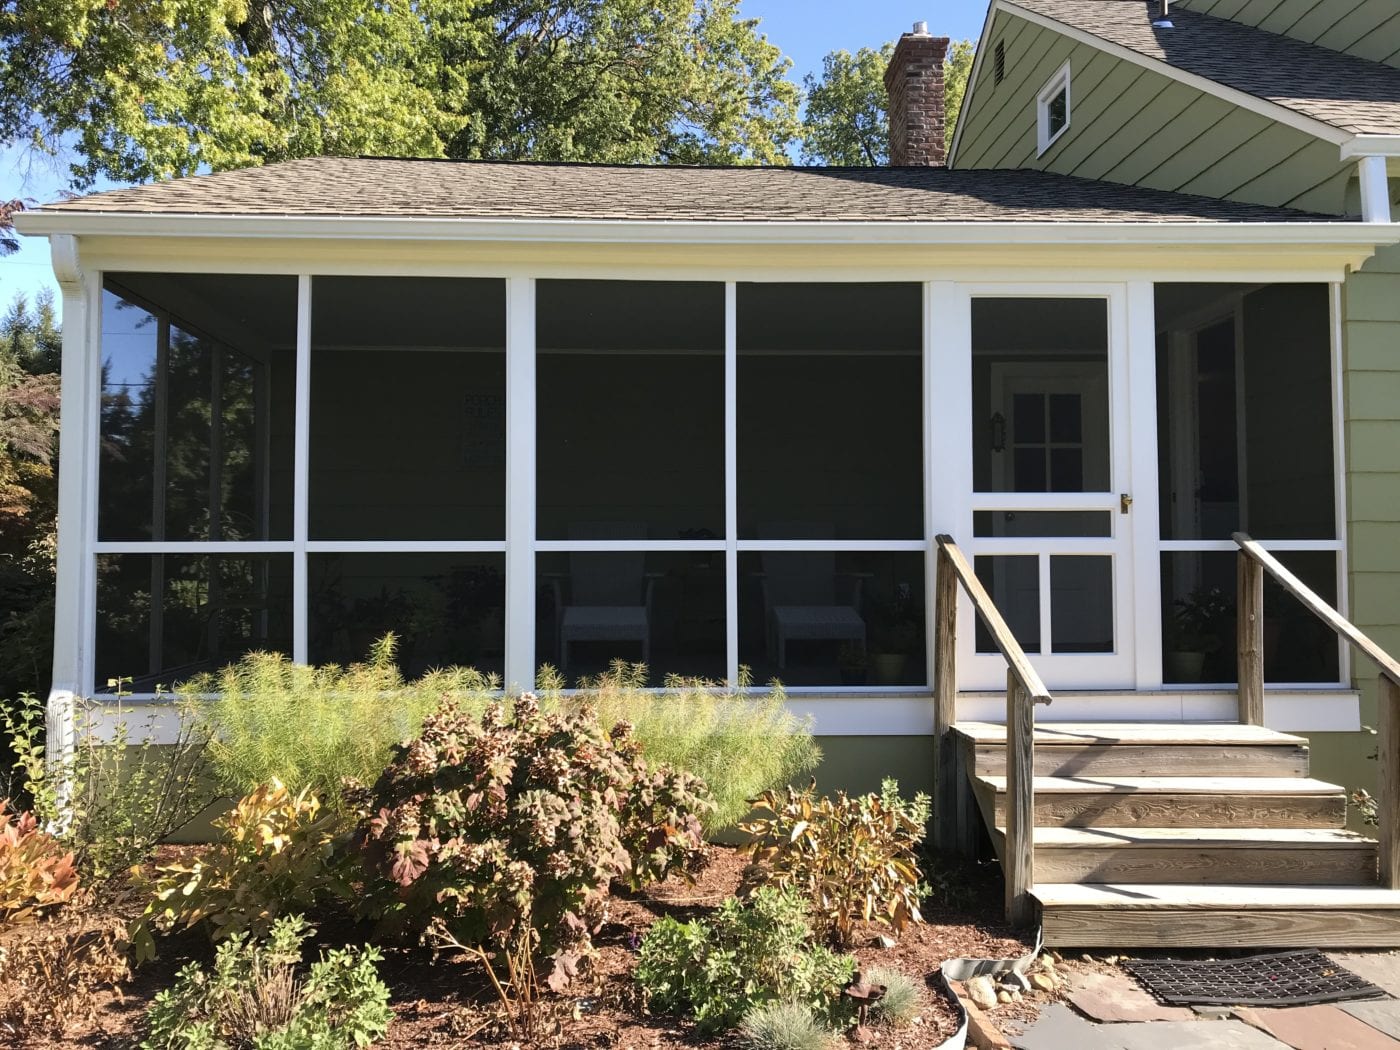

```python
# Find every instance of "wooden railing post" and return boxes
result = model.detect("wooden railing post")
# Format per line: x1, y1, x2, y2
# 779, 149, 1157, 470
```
933, 544, 958, 853
1237, 550, 1265, 726
1004, 669, 1035, 928
1380, 674, 1400, 889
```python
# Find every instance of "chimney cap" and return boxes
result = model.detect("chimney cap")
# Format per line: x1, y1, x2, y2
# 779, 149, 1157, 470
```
912, 20, 930, 34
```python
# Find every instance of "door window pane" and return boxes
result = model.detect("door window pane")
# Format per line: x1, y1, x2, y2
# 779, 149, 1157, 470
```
739, 552, 925, 687
1155, 284, 1334, 540
738, 284, 922, 539
537, 281, 723, 541
1051, 555, 1113, 653
100, 275, 295, 541
308, 554, 504, 679
95, 554, 292, 692
974, 555, 1040, 654
310, 277, 505, 541
538, 551, 725, 685
973, 298, 1109, 493
974, 511, 1112, 537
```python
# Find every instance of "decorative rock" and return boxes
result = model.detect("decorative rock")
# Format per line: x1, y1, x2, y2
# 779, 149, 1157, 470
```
998, 990, 1014, 1005
968, 975, 999, 1011
1030, 973, 1057, 994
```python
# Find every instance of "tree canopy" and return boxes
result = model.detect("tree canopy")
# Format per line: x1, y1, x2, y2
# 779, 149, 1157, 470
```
0, 0, 802, 188
800, 40, 974, 166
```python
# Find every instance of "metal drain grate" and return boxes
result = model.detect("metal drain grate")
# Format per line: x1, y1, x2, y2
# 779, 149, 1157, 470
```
1125, 950, 1388, 1007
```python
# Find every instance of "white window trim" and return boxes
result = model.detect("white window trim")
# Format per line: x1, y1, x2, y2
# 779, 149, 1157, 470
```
1036, 61, 1072, 158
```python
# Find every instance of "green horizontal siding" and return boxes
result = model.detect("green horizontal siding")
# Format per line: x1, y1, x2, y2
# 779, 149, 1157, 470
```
951, 13, 1353, 214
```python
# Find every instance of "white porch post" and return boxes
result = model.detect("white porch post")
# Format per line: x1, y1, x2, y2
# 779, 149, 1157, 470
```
46, 234, 97, 781
504, 277, 537, 691
1358, 155, 1392, 224
1125, 280, 1164, 689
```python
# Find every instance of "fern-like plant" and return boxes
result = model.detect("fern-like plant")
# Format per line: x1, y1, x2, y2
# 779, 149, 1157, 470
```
540, 662, 820, 830
186, 636, 497, 806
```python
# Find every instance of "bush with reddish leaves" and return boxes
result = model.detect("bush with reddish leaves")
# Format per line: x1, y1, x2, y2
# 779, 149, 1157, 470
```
0, 802, 78, 924
354, 693, 711, 988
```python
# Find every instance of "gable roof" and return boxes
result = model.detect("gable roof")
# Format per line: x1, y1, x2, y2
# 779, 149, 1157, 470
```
33, 156, 1338, 224
1004, 0, 1400, 136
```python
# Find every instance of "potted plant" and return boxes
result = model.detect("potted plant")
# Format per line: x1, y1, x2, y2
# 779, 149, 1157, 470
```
838, 643, 868, 686
869, 590, 921, 685
1165, 586, 1233, 683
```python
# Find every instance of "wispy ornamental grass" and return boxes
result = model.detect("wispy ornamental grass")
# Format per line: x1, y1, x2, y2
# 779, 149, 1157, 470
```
185, 636, 497, 806
188, 642, 819, 830
540, 661, 821, 831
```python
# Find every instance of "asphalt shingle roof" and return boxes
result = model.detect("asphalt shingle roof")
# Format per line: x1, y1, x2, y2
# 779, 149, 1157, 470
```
39, 157, 1338, 223
1008, 0, 1400, 135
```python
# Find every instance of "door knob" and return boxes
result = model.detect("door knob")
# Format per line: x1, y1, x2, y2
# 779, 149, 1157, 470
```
1120, 493, 1134, 514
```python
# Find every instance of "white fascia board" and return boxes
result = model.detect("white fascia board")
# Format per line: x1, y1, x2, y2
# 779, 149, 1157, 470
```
1340, 136, 1400, 161
13, 210, 1400, 250
947, 0, 1003, 167
996, 0, 1353, 148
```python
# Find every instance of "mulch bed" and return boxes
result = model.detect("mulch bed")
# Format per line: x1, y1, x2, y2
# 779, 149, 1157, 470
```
0, 846, 1035, 1049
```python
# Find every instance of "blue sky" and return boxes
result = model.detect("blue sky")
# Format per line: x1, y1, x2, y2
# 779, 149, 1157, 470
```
0, 0, 990, 310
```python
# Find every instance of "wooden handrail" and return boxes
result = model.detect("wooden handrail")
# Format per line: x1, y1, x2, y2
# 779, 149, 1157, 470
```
934, 534, 1051, 927
1233, 531, 1400, 888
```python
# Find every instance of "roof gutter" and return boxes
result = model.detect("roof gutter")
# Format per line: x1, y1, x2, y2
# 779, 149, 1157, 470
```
13, 211, 1399, 248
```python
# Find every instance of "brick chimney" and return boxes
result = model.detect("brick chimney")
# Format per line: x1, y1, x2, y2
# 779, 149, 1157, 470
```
884, 22, 950, 166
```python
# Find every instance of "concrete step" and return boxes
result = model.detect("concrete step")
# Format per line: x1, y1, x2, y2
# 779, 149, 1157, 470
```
991, 826, 1378, 885
1034, 883, 1400, 948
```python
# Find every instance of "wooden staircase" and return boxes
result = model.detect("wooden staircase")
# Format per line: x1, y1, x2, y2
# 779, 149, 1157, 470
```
955, 718, 1400, 946
930, 532, 1400, 949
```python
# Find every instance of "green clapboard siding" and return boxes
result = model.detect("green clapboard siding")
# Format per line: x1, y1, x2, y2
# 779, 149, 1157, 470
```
950, 13, 1353, 214
1343, 242, 1400, 766
1176, 0, 1400, 68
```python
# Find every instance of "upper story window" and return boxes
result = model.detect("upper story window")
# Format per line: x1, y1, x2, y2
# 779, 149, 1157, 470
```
1037, 61, 1071, 156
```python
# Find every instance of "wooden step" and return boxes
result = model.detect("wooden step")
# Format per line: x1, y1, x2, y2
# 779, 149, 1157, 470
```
973, 775, 1346, 828
957, 721, 1310, 777
990, 826, 1378, 885
1034, 883, 1400, 947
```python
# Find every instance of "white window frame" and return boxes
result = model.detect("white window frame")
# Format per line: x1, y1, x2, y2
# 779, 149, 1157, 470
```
1036, 61, 1072, 157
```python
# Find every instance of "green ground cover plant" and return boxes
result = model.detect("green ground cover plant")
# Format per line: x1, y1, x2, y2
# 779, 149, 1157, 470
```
635, 886, 855, 1033
541, 661, 820, 830
738, 1001, 839, 1050
862, 964, 922, 1026
140, 914, 392, 1050
740, 778, 930, 948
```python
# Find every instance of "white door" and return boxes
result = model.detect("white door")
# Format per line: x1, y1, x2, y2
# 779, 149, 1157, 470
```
959, 289, 1136, 690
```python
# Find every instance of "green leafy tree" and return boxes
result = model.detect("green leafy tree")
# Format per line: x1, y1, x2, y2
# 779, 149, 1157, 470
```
800, 40, 974, 166
0, 292, 60, 701
1, 0, 801, 189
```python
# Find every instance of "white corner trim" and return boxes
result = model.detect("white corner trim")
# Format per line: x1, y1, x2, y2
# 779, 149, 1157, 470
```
1036, 60, 1073, 157
1357, 155, 1393, 223
994, 0, 1352, 148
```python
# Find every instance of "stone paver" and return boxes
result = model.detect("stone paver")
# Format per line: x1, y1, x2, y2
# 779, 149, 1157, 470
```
1234, 1004, 1400, 1050
1330, 954, 1400, 998
1067, 970, 1197, 1023
1009, 1003, 1122, 1050
1109, 1019, 1291, 1050
1343, 1001, 1400, 1042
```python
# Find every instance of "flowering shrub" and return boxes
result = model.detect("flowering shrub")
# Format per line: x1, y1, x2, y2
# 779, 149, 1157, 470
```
0, 802, 78, 923
740, 779, 930, 947
355, 693, 712, 989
